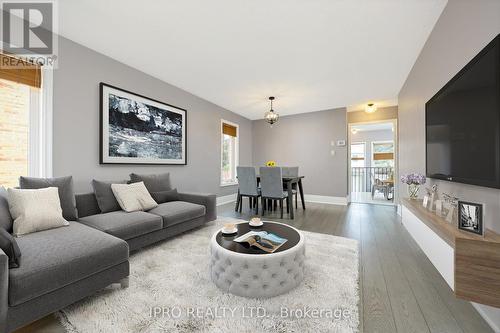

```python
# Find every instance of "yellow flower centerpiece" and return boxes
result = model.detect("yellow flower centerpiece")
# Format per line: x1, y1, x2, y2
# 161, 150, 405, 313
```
266, 160, 276, 167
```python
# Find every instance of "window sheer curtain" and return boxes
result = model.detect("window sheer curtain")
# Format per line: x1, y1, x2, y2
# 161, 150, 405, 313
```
0, 53, 52, 184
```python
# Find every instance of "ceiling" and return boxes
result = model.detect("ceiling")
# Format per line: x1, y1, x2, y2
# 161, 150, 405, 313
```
351, 122, 394, 132
58, 0, 447, 120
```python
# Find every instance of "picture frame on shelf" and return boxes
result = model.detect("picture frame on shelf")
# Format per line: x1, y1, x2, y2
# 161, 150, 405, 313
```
435, 199, 443, 217
458, 201, 484, 236
422, 195, 429, 208
442, 193, 459, 224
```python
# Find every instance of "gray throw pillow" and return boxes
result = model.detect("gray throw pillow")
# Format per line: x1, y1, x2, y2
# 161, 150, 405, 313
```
0, 228, 21, 268
151, 188, 179, 204
0, 187, 13, 232
129, 172, 172, 193
92, 180, 125, 213
19, 176, 78, 221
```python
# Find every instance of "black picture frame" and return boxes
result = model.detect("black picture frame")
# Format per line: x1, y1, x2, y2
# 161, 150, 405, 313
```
99, 83, 187, 165
457, 201, 484, 236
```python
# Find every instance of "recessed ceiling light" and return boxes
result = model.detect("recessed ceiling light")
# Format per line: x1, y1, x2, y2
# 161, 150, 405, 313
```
365, 103, 377, 113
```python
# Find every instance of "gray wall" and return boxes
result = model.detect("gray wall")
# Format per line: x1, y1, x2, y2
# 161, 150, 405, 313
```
252, 108, 348, 197
398, 0, 500, 233
53, 37, 252, 195
351, 130, 393, 168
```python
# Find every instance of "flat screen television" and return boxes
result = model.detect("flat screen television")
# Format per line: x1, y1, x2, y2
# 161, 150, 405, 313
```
426, 34, 500, 189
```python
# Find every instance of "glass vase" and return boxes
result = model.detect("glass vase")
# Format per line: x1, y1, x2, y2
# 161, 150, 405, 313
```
407, 184, 419, 199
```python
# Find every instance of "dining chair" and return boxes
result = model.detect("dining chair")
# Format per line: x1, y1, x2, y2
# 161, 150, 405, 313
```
259, 167, 289, 218
236, 166, 260, 214
282, 166, 299, 209
371, 175, 387, 199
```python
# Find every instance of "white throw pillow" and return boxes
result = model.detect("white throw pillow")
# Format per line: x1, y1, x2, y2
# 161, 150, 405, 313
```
111, 182, 158, 212
8, 187, 69, 236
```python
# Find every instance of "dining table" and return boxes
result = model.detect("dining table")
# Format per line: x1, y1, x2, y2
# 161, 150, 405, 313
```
235, 175, 305, 219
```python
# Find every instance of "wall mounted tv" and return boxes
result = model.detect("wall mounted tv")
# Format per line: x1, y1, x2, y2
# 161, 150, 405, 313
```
426, 34, 500, 189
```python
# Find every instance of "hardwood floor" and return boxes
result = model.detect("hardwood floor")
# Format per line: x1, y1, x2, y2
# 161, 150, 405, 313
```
16, 202, 493, 333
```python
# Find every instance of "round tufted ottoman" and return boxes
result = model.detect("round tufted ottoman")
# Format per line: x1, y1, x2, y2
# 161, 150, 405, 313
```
210, 221, 305, 298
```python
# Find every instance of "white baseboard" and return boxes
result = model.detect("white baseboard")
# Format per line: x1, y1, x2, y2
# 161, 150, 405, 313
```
472, 303, 500, 333
397, 204, 402, 216
216, 193, 348, 206
216, 193, 237, 206
303, 194, 348, 206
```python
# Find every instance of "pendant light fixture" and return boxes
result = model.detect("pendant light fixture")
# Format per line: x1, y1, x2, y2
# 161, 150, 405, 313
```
264, 96, 279, 127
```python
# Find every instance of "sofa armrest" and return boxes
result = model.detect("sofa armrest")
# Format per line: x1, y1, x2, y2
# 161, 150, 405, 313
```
75, 192, 101, 218
177, 192, 216, 222
0, 248, 8, 333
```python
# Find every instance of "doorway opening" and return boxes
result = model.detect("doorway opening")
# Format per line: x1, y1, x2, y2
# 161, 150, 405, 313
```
348, 120, 397, 206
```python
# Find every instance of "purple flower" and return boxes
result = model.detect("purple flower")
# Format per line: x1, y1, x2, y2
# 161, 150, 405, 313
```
400, 173, 426, 185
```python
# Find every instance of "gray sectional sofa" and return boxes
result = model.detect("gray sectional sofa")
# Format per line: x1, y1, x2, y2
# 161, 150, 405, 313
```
0, 178, 216, 333
1, 222, 129, 333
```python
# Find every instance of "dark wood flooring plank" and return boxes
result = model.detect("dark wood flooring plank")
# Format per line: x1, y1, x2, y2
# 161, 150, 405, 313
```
14, 314, 65, 333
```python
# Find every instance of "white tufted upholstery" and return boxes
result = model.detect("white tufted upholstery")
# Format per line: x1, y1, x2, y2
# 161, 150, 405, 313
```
209, 225, 305, 298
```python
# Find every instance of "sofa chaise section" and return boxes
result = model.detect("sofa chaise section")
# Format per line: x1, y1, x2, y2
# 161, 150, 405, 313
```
1, 223, 129, 333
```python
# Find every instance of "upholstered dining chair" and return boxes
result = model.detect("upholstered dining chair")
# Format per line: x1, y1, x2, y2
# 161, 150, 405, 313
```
236, 166, 260, 214
259, 167, 289, 218
371, 175, 387, 199
282, 166, 299, 209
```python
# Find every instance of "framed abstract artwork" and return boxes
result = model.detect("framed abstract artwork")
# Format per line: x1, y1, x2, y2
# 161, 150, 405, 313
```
100, 83, 187, 165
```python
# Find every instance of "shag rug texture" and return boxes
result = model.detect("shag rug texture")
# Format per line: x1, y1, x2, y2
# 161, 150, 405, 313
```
57, 217, 359, 333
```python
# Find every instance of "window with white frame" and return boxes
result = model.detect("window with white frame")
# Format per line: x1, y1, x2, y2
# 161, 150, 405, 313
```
371, 141, 394, 167
221, 120, 239, 185
350, 142, 366, 167
0, 54, 51, 188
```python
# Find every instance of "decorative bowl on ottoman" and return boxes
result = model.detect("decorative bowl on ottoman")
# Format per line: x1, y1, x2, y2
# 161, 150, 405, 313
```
209, 221, 305, 298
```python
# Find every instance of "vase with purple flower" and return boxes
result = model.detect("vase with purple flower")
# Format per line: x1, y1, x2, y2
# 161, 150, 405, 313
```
400, 173, 426, 199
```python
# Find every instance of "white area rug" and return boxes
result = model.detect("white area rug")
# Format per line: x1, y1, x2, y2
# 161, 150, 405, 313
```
57, 218, 359, 332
